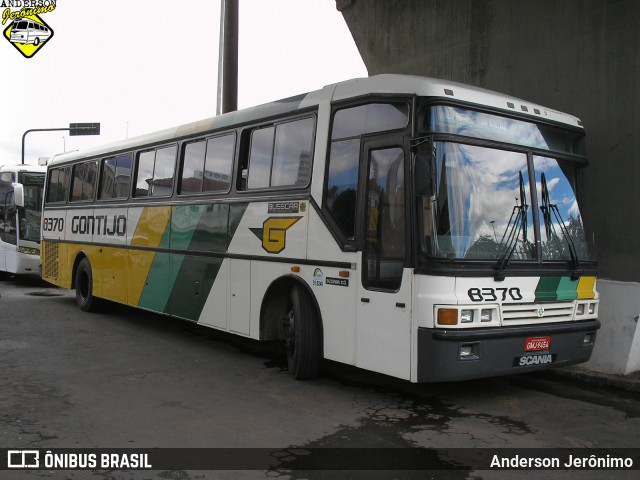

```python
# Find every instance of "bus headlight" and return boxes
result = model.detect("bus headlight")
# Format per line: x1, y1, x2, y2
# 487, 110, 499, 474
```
435, 306, 501, 328
17, 246, 40, 255
575, 301, 598, 318
460, 309, 474, 323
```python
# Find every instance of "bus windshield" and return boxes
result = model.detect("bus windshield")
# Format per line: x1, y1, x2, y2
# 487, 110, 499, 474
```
419, 106, 594, 264
18, 173, 44, 243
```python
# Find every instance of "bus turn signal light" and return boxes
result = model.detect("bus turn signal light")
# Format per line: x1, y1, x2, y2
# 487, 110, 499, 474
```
437, 309, 458, 326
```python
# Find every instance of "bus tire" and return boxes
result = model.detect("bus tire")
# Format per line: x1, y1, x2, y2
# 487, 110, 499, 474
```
34, 38, 40, 46
75, 257, 100, 312
285, 284, 322, 380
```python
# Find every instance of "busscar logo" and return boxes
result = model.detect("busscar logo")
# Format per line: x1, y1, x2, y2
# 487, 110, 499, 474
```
250, 217, 301, 254
2, 1, 57, 58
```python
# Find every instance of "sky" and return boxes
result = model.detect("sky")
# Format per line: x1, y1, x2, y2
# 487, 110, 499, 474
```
0, 0, 367, 166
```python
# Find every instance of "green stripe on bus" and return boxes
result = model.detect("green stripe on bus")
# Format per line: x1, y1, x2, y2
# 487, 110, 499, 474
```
168, 204, 229, 320
555, 277, 579, 301
138, 203, 249, 320
167, 203, 249, 321
138, 215, 174, 312
535, 276, 579, 302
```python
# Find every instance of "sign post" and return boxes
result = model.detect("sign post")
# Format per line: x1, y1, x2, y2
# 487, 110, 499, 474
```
21, 123, 101, 164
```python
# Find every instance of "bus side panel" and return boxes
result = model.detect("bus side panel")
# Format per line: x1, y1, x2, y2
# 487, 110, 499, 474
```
198, 258, 229, 330
167, 204, 229, 322
99, 246, 127, 303
41, 209, 72, 289
306, 207, 358, 366
127, 206, 172, 309
93, 207, 129, 304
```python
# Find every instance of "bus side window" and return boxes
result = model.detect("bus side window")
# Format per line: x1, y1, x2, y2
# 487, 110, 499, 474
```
70, 161, 98, 202
203, 134, 234, 193
180, 133, 234, 195
46, 167, 69, 203
242, 116, 315, 191
134, 145, 176, 197
325, 102, 409, 241
181, 140, 206, 194
99, 153, 132, 200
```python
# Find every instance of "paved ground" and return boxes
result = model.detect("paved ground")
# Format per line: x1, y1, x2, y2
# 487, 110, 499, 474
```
1, 276, 639, 480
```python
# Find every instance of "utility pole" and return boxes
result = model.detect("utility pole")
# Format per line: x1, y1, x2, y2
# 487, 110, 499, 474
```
216, 0, 239, 115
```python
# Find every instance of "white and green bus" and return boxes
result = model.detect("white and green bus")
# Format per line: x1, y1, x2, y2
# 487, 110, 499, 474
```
0, 164, 46, 276
41, 75, 599, 382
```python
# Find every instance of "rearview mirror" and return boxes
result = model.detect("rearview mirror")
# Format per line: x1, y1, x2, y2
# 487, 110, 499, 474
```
12, 183, 24, 208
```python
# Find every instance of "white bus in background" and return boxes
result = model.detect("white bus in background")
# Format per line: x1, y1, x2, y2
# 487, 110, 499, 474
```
0, 164, 46, 276
10, 19, 52, 46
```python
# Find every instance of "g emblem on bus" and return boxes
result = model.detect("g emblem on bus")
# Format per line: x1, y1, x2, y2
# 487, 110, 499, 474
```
251, 217, 301, 254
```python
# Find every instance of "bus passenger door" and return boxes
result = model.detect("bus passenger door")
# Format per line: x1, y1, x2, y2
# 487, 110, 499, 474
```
356, 139, 412, 380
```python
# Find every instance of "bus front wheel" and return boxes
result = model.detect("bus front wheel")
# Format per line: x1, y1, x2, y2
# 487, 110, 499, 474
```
75, 257, 100, 312
284, 284, 322, 380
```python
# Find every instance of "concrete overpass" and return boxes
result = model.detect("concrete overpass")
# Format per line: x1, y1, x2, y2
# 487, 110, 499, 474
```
337, 0, 640, 374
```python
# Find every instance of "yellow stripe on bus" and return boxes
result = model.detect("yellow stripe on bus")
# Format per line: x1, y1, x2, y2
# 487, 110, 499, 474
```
128, 206, 173, 305
576, 276, 596, 300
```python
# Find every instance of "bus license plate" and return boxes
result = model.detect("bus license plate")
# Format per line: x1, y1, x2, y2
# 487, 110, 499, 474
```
525, 336, 551, 352
514, 354, 556, 367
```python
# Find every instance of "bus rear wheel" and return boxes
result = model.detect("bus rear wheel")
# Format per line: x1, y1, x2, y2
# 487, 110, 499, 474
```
75, 257, 100, 312
284, 284, 322, 380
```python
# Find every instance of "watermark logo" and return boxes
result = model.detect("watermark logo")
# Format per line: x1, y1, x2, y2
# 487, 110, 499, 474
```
7, 450, 40, 468
2, 1, 57, 58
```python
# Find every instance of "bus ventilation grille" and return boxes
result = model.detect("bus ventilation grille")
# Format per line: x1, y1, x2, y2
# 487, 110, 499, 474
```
501, 302, 574, 324
43, 242, 59, 279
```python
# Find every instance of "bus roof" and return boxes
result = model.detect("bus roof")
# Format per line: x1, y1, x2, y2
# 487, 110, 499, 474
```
48, 74, 584, 166
0, 164, 47, 174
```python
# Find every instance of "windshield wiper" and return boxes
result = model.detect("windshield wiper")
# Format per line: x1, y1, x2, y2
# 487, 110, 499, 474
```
540, 173, 580, 275
495, 171, 529, 280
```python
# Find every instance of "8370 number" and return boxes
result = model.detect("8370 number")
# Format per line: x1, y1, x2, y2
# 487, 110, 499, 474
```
468, 287, 523, 302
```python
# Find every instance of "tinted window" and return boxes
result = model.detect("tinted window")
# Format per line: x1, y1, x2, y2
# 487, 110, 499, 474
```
180, 134, 234, 195
364, 147, 406, 290
247, 126, 274, 189
153, 146, 177, 196
134, 146, 176, 198
70, 161, 97, 202
331, 103, 409, 140
99, 153, 132, 200
135, 150, 155, 197
271, 117, 314, 187
325, 102, 409, 239
203, 134, 234, 192
326, 139, 360, 238
181, 140, 206, 194
46, 167, 69, 203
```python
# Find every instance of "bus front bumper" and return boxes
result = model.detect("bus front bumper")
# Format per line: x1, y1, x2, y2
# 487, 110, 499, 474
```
416, 320, 600, 382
